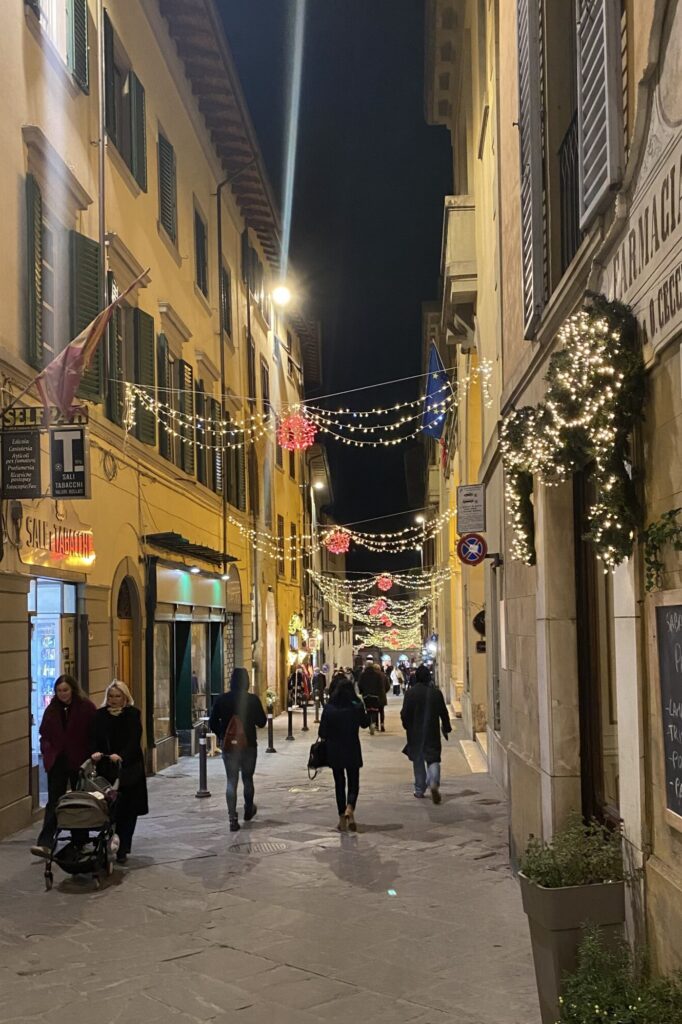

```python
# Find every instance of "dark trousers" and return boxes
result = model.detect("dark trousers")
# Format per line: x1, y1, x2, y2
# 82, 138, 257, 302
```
37, 756, 80, 847
332, 766, 360, 816
222, 747, 257, 822
115, 815, 138, 855
379, 706, 385, 726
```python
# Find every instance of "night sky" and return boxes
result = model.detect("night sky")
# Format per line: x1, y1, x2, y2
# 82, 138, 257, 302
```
218, 1, 452, 572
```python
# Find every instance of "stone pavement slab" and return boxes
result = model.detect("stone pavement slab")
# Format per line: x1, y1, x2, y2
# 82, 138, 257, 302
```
0, 696, 540, 1024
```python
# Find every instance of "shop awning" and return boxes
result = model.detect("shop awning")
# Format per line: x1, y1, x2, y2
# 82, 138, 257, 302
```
144, 532, 237, 569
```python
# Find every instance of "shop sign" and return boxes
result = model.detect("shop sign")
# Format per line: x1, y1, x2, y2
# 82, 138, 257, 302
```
457, 484, 486, 534
1, 406, 88, 429
19, 502, 95, 571
1, 430, 41, 498
600, 37, 682, 354
50, 427, 89, 499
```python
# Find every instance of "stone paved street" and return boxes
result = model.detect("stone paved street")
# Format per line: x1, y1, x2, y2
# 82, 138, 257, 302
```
0, 698, 539, 1023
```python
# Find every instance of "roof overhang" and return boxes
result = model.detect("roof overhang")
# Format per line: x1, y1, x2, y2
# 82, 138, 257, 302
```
144, 531, 238, 569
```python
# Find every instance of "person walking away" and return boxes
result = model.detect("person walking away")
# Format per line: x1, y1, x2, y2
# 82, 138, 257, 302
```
319, 675, 369, 832
209, 667, 266, 833
92, 680, 148, 863
358, 655, 389, 733
391, 664, 405, 696
400, 664, 452, 803
313, 665, 327, 706
31, 674, 96, 858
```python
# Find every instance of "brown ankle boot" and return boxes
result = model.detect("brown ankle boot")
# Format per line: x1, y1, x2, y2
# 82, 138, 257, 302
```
345, 805, 357, 832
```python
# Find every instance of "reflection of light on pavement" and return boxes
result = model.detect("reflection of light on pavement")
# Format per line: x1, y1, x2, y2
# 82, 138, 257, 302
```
387, 889, 397, 896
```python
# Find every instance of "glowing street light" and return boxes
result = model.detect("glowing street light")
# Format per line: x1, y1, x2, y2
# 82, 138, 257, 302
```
272, 284, 292, 307
415, 514, 425, 524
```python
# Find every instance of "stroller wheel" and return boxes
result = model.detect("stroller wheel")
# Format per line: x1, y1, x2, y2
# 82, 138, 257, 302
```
44, 871, 53, 891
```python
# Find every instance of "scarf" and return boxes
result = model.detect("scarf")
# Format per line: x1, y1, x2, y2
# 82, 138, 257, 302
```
107, 705, 125, 717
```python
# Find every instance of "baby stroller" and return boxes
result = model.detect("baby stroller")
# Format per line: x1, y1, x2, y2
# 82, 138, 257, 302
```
43, 757, 120, 891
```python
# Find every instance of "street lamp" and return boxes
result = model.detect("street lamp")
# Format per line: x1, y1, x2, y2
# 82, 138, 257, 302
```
272, 284, 292, 307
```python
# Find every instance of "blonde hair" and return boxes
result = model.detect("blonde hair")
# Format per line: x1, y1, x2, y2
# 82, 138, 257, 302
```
102, 679, 134, 708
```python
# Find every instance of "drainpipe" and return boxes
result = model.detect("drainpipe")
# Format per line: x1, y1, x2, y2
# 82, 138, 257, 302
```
97, 0, 108, 368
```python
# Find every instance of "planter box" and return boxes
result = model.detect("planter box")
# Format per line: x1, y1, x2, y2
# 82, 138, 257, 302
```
519, 873, 625, 1024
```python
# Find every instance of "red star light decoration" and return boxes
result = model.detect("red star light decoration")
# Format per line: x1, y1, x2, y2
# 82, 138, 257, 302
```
323, 528, 351, 555
376, 573, 393, 592
277, 411, 318, 451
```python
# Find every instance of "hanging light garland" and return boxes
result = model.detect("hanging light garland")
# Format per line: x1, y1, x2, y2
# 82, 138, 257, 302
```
500, 293, 644, 570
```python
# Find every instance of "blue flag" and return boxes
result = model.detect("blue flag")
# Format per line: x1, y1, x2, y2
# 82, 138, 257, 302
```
422, 343, 451, 439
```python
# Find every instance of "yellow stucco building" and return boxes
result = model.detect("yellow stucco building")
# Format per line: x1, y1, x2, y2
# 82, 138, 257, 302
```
0, 0, 319, 837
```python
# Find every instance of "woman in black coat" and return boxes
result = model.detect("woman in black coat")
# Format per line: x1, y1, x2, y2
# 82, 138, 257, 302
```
318, 676, 369, 832
92, 680, 148, 863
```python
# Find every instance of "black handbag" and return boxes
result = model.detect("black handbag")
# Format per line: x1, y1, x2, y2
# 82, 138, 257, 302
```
307, 737, 328, 779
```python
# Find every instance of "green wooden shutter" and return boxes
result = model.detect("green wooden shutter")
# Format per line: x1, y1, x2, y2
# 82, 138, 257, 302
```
241, 229, 250, 283
157, 333, 171, 461
178, 359, 195, 475
211, 399, 223, 496
67, 0, 89, 94
237, 444, 246, 511
26, 174, 43, 370
106, 271, 124, 425
130, 72, 147, 191
103, 10, 115, 141
158, 135, 176, 242
195, 381, 207, 485
70, 230, 102, 402
133, 309, 156, 446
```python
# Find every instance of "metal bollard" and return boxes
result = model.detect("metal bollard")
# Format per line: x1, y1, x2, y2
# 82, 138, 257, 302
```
266, 705, 276, 753
286, 705, 295, 741
314, 696, 320, 724
302, 699, 309, 732
195, 718, 211, 799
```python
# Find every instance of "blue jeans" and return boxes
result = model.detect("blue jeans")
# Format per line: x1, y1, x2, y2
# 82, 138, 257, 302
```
222, 747, 257, 822
413, 758, 441, 796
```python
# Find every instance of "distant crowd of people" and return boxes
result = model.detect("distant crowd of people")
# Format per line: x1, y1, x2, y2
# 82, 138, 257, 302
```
31, 654, 451, 863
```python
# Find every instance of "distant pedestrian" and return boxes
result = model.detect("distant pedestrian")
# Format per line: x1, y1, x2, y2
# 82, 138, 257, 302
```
400, 665, 452, 803
31, 674, 96, 859
92, 680, 148, 863
313, 665, 327, 705
210, 668, 266, 833
318, 676, 369, 832
358, 656, 389, 733
391, 664, 405, 695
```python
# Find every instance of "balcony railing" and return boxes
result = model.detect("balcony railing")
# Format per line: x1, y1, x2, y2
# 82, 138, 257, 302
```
559, 112, 582, 274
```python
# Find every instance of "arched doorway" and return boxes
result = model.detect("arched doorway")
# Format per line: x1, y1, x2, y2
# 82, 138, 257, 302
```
115, 576, 142, 708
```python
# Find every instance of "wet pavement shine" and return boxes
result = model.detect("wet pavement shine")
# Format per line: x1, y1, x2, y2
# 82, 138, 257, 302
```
0, 696, 539, 1024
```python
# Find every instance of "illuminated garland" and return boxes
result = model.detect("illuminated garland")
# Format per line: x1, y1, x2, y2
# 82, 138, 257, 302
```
500, 294, 644, 570
308, 565, 455, 595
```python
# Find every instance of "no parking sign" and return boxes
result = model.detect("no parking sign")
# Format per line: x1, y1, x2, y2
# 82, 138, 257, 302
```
456, 532, 487, 567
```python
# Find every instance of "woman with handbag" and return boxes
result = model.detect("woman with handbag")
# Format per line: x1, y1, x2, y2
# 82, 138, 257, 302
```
91, 680, 148, 863
318, 675, 369, 832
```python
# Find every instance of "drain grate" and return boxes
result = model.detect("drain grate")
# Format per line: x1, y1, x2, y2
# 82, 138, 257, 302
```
229, 841, 289, 856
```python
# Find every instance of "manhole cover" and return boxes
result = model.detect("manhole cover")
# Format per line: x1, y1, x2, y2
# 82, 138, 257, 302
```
229, 841, 289, 855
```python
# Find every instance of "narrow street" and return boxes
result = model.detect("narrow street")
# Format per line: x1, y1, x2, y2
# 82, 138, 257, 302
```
0, 699, 538, 1024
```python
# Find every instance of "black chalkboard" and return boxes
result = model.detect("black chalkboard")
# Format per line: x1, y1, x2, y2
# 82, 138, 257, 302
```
655, 605, 682, 820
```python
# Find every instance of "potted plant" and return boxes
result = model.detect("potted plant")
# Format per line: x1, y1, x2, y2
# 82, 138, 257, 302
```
519, 814, 626, 1024
559, 926, 682, 1023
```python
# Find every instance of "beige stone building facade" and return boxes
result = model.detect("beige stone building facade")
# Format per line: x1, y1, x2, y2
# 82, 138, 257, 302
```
0, 0, 318, 838
426, 0, 682, 973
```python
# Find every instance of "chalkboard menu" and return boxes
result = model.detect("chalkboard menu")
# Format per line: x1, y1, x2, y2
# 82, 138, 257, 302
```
655, 605, 682, 820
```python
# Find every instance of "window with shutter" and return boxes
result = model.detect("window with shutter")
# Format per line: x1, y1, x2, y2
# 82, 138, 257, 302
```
67, 0, 89, 93
260, 359, 270, 419
211, 398, 223, 496
70, 230, 102, 401
237, 444, 246, 512
195, 381, 207, 485
241, 229, 250, 283
247, 335, 256, 408
134, 309, 156, 446
263, 452, 272, 529
26, 174, 43, 370
517, 0, 545, 339
290, 524, 298, 580
178, 359, 195, 476
275, 423, 283, 469
104, 11, 116, 140
106, 272, 124, 425
194, 208, 209, 297
221, 263, 232, 339
158, 134, 177, 243
277, 516, 285, 577
577, 0, 623, 229
157, 333, 172, 461
130, 72, 147, 192
289, 448, 296, 481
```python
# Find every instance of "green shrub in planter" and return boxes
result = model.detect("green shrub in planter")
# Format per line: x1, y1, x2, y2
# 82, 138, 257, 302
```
559, 926, 682, 1023
521, 813, 625, 887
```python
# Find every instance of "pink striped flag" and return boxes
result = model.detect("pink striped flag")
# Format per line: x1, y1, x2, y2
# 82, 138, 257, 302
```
36, 269, 148, 419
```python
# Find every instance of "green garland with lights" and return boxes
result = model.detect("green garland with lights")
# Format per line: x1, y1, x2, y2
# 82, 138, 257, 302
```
642, 509, 682, 591
500, 293, 644, 570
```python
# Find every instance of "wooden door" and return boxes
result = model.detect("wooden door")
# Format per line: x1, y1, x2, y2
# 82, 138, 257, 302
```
117, 619, 133, 689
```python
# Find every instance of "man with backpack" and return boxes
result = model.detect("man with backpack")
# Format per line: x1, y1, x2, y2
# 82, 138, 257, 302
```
209, 667, 266, 832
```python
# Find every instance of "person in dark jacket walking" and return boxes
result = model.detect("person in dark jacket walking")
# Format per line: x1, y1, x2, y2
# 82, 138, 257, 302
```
400, 664, 452, 803
31, 674, 96, 858
209, 668, 266, 833
319, 675, 369, 832
358, 657, 389, 733
92, 680, 148, 863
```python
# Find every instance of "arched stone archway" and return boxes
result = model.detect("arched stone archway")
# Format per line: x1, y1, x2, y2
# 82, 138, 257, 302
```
111, 559, 144, 715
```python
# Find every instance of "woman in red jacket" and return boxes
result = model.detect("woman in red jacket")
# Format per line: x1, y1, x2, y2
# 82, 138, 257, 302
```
30, 675, 96, 858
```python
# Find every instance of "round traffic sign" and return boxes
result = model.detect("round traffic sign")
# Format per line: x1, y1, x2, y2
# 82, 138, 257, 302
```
456, 532, 488, 567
